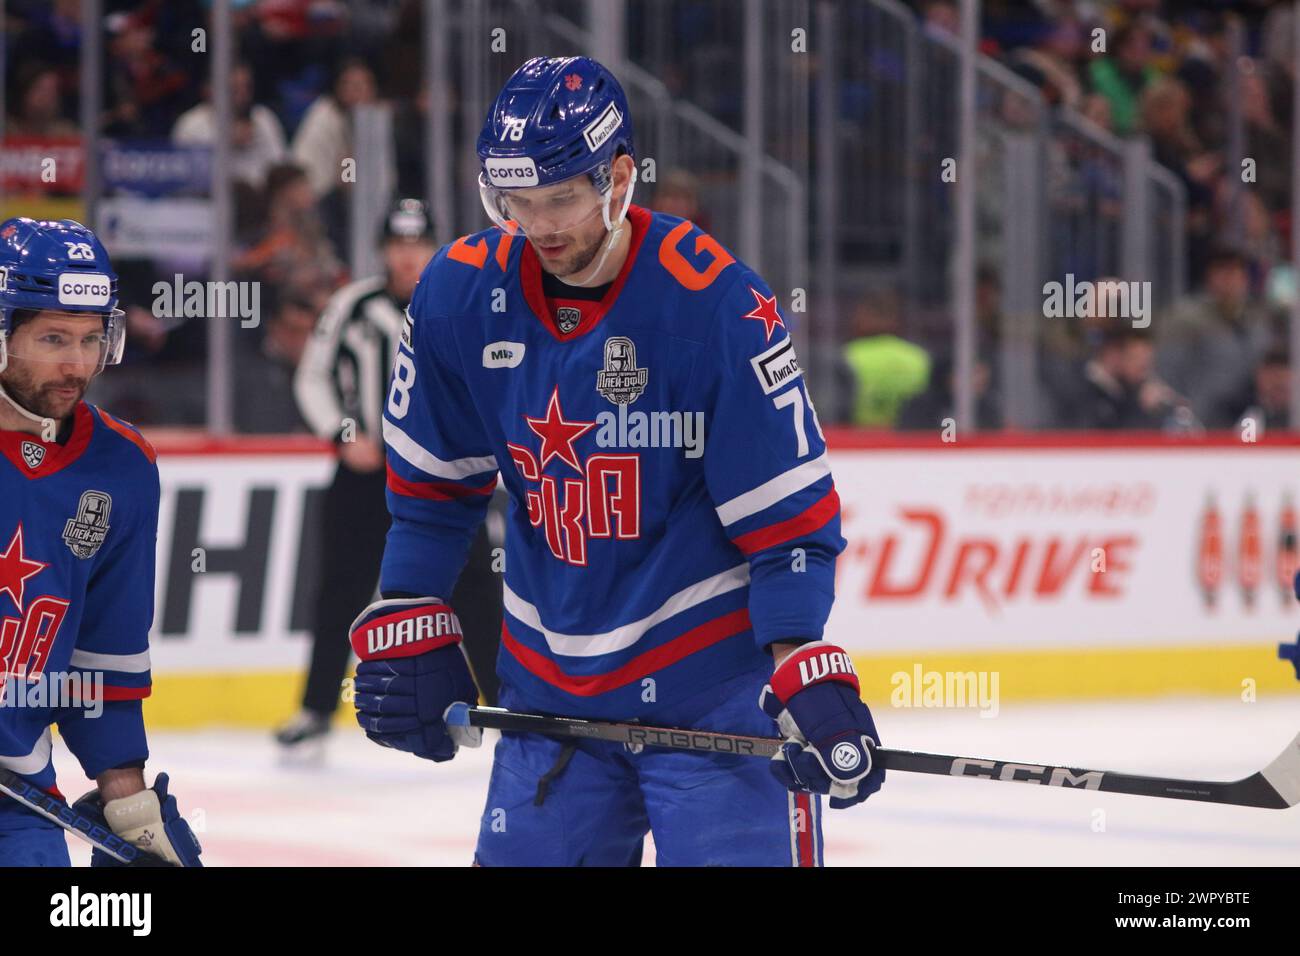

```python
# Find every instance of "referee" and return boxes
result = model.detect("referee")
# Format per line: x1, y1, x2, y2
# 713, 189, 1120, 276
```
276, 198, 503, 752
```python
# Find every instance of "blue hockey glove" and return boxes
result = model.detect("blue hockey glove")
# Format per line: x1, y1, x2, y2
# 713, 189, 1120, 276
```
72, 772, 203, 867
759, 642, 885, 809
350, 598, 482, 761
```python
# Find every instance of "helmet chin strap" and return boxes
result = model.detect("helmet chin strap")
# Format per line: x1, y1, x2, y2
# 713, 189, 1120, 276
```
558, 168, 637, 289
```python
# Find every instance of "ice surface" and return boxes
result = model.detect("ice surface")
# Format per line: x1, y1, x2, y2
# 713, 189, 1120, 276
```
54, 696, 1300, 866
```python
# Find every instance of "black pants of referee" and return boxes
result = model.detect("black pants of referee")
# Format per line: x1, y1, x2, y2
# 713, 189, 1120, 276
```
299, 463, 503, 717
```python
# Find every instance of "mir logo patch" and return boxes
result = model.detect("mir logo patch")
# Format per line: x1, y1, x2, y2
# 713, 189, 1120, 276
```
483, 341, 526, 368
63, 491, 111, 559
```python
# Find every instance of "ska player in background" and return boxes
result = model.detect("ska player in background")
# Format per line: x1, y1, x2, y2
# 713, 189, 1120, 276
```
0, 218, 201, 866
349, 57, 884, 866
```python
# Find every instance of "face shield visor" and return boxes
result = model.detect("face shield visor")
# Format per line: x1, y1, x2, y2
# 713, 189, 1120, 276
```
478, 160, 636, 240
0, 309, 127, 378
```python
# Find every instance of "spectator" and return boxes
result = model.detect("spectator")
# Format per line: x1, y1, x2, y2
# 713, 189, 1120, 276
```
1051, 325, 1191, 430
1157, 246, 1282, 427
896, 355, 1002, 432
235, 162, 346, 294
652, 169, 711, 232
1088, 19, 1160, 136
1240, 63, 1290, 215
172, 63, 287, 190
1138, 75, 1221, 278
290, 57, 379, 199
5, 63, 78, 137
841, 292, 931, 427
234, 292, 316, 434
1010, 17, 1086, 109
1230, 345, 1292, 436
101, 10, 191, 138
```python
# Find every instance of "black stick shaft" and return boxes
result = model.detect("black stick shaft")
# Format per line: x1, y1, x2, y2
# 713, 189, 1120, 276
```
0, 768, 139, 862
454, 706, 1295, 810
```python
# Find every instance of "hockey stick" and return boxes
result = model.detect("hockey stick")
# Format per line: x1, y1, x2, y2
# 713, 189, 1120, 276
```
445, 703, 1300, 810
0, 767, 144, 864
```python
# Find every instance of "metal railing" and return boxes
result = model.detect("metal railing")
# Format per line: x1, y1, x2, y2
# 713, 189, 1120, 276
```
855, 0, 1189, 428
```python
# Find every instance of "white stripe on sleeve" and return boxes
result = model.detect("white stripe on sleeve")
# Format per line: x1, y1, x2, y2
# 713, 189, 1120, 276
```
714, 453, 831, 527
69, 648, 152, 674
383, 419, 498, 480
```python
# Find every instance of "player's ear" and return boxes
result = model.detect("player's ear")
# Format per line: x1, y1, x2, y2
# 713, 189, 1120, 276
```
612, 153, 635, 193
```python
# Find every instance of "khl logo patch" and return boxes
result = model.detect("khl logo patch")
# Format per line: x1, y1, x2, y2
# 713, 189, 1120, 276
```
20, 441, 45, 470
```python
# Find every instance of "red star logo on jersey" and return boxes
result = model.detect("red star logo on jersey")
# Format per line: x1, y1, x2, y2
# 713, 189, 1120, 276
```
525, 386, 596, 474
565, 73, 583, 91
742, 287, 785, 341
0, 525, 47, 612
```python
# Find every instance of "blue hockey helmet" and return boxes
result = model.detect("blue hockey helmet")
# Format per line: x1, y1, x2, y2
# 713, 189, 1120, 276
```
0, 217, 126, 376
477, 56, 637, 238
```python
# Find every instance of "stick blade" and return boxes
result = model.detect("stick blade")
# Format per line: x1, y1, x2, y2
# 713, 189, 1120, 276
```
1257, 732, 1300, 809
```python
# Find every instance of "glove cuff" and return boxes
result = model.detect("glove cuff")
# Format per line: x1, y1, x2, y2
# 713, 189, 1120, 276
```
770, 641, 859, 704
103, 789, 181, 864
350, 598, 463, 662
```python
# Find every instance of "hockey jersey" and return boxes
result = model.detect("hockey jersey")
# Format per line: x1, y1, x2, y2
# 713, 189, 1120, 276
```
381, 206, 844, 718
0, 403, 157, 791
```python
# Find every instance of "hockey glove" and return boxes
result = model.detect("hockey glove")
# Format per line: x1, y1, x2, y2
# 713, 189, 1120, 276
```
759, 642, 885, 809
350, 597, 482, 762
72, 773, 204, 867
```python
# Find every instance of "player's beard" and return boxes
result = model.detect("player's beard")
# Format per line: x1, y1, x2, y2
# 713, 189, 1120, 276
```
0, 364, 88, 422
532, 225, 607, 281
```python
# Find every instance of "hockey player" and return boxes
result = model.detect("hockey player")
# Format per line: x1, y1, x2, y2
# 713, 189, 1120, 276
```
0, 218, 201, 866
350, 57, 884, 865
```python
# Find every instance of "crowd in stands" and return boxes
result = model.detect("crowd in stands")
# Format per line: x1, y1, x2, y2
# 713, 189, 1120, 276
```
841, 0, 1295, 433
3, 0, 1295, 434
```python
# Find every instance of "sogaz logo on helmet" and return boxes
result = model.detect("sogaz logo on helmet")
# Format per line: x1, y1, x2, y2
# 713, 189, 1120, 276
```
487, 157, 539, 187
58, 272, 111, 307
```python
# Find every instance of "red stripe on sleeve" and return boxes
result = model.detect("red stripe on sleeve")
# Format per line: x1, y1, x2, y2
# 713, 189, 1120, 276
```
730, 487, 840, 556
386, 466, 496, 501
101, 685, 152, 701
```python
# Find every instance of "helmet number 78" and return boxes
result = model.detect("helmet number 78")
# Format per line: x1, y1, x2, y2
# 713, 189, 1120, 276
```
502, 119, 526, 142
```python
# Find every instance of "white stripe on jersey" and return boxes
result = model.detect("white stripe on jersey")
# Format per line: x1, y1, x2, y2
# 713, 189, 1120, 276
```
69, 648, 152, 674
714, 452, 831, 527
503, 563, 750, 658
0, 728, 52, 776
384, 419, 498, 480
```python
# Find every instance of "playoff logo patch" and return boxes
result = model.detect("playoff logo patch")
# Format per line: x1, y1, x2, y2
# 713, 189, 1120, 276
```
63, 490, 112, 559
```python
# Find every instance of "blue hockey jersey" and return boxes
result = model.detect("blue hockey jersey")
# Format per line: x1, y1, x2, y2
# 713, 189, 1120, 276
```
0, 403, 157, 792
381, 206, 845, 718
